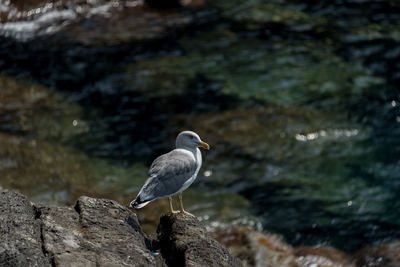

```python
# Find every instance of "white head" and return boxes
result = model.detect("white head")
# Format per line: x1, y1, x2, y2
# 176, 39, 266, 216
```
175, 131, 210, 150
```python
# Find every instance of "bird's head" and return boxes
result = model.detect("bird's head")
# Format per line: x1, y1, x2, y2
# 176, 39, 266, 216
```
176, 131, 210, 150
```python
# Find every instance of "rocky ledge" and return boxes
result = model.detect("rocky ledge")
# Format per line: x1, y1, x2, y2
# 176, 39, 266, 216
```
0, 190, 242, 267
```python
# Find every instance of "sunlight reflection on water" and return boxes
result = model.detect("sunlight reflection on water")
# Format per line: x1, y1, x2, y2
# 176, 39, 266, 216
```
295, 129, 359, 142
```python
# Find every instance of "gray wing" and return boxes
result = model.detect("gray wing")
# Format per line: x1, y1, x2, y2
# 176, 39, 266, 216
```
138, 150, 197, 203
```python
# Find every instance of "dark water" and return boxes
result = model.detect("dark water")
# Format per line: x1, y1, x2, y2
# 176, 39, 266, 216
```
0, 0, 400, 251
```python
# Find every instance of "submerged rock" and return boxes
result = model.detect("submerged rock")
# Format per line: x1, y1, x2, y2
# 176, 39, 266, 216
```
295, 246, 355, 267
213, 227, 297, 267
0, 131, 95, 204
355, 240, 400, 267
0, 75, 151, 205
0, 75, 88, 141
0, 190, 241, 267
213, 226, 357, 267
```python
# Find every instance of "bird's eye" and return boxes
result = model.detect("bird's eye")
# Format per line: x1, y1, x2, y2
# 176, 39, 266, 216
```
190, 136, 194, 139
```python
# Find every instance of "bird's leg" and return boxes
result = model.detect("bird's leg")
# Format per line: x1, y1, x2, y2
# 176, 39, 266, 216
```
168, 197, 179, 214
178, 193, 194, 216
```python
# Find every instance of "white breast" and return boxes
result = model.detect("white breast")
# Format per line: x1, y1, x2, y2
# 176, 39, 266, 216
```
178, 147, 202, 193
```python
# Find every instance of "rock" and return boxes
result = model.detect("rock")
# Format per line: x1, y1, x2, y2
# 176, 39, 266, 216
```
157, 213, 243, 267
213, 227, 357, 267
37, 196, 158, 267
0, 191, 50, 266
213, 227, 297, 267
294, 245, 355, 267
0, 190, 240, 267
354, 240, 400, 267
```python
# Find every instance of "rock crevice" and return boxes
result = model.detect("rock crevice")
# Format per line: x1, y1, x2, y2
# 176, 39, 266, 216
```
0, 191, 51, 267
35, 207, 56, 267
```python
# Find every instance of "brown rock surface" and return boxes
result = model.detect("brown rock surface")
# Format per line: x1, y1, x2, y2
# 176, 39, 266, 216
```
355, 240, 400, 267
295, 245, 355, 267
214, 226, 359, 267
213, 227, 297, 267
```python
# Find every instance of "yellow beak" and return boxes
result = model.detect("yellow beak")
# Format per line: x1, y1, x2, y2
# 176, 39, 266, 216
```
198, 141, 210, 150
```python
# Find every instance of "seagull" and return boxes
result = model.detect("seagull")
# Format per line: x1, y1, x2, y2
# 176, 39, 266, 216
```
130, 131, 210, 215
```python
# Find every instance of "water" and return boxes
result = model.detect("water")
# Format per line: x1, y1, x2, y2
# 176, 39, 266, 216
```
0, 0, 400, 252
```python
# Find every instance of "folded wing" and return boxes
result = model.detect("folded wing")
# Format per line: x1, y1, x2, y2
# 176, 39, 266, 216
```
137, 150, 197, 204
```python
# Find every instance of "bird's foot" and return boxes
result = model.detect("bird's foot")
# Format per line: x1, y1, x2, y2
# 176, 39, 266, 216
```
171, 210, 180, 214
180, 210, 195, 217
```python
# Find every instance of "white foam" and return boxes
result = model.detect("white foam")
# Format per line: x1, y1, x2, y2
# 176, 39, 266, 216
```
0, 9, 76, 40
